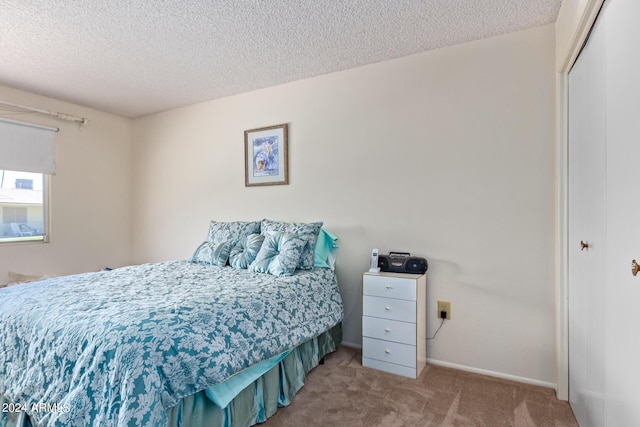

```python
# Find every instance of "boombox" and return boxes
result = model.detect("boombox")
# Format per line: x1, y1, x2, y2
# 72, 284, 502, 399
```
378, 252, 428, 274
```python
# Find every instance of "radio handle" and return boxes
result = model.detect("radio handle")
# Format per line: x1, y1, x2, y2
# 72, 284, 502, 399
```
389, 251, 411, 257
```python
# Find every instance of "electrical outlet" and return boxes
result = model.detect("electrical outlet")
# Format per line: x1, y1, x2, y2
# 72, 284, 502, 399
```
437, 301, 451, 319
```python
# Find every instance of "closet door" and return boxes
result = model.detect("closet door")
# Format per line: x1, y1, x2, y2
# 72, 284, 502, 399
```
567, 12, 606, 427
604, 0, 640, 424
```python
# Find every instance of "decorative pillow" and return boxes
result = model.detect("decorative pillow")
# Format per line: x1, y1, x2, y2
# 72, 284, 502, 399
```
207, 221, 261, 244
229, 233, 265, 269
260, 219, 322, 270
314, 229, 339, 269
191, 241, 232, 266
249, 232, 308, 276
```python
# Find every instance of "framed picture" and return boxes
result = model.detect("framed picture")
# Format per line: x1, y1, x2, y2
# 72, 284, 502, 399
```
244, 123, 288, 187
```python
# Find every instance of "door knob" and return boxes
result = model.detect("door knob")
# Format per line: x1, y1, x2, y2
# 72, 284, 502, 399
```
580, 241, 589, 251
632, 260, 640, 277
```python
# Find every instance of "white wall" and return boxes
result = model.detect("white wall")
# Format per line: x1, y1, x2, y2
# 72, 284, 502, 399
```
132, 24, 556, 384
0, 85, 133, 278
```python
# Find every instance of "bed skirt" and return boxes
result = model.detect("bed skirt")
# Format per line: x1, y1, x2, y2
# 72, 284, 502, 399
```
0, 323, 342, 427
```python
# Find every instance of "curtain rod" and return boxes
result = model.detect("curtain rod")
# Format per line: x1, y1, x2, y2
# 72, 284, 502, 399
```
0, 100, 88, 125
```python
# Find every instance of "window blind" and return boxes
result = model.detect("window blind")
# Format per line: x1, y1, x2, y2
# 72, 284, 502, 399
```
0, 118, 57, 174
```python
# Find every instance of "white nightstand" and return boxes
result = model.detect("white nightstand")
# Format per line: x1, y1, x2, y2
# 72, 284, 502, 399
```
362, 271, 426, 379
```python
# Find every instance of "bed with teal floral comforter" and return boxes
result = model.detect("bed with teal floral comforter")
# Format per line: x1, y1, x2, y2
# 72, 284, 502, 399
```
0, 261, 343, 426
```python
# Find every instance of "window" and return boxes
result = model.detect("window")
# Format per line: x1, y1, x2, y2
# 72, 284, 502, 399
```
15, 178, 33, 189
0, 118, 56, 244
0, 170, 48, 243
2, 207, 28, 223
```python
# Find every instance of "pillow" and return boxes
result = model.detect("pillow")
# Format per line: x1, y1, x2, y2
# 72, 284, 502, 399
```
1, 271, 50, 288
191, 241, 232, 266
314, 229, 339, 269
229, 233, 265, 269
260, 219, 322, 270
249, 232, 308, 276
207, 221, 261, 244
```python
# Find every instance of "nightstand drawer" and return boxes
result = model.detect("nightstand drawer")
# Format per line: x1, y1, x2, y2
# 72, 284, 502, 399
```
362, 357, 417, 378
363, 295, 416, 323
362, 337, 416, 368
362, 316, 416, 345
363, 274, 416, 301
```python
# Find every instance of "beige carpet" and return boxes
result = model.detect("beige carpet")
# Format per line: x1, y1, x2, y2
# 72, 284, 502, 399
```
262, 346, 578, 427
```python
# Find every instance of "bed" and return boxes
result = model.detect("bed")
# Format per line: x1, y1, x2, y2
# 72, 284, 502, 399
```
0, 220, 343, 427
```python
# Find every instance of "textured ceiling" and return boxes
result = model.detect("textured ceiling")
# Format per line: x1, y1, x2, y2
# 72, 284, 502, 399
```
0, 0, 562, 118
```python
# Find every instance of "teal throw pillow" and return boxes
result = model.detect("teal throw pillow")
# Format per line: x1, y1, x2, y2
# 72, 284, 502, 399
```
260, 219, 322, 270
191, 241, 232, 267
314, 228, 339, 268
249, 232, 307, 276
229, 233, 265, 269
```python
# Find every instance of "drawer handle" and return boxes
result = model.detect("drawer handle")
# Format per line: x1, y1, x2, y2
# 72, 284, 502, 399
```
385, 306, 391, 311
384, 327, 391, 332
385, 285, 393, 289
385, 349, 391, 354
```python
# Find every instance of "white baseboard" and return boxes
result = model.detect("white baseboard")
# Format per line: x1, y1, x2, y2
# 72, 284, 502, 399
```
426, 358, 556, 390
337, 344, 555, 390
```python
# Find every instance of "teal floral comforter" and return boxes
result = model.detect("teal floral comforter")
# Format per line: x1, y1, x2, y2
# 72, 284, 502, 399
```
0, 261, 343, 426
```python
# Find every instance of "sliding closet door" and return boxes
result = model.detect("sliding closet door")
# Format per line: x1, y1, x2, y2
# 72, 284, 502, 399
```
567, 12, 606, 427
604, 0, 640, 424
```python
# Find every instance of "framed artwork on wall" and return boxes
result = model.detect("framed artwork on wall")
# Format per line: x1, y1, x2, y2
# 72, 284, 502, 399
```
244, 123, 288, 187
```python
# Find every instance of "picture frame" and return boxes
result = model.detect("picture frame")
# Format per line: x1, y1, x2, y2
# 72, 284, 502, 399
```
244, 123, 288, 187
